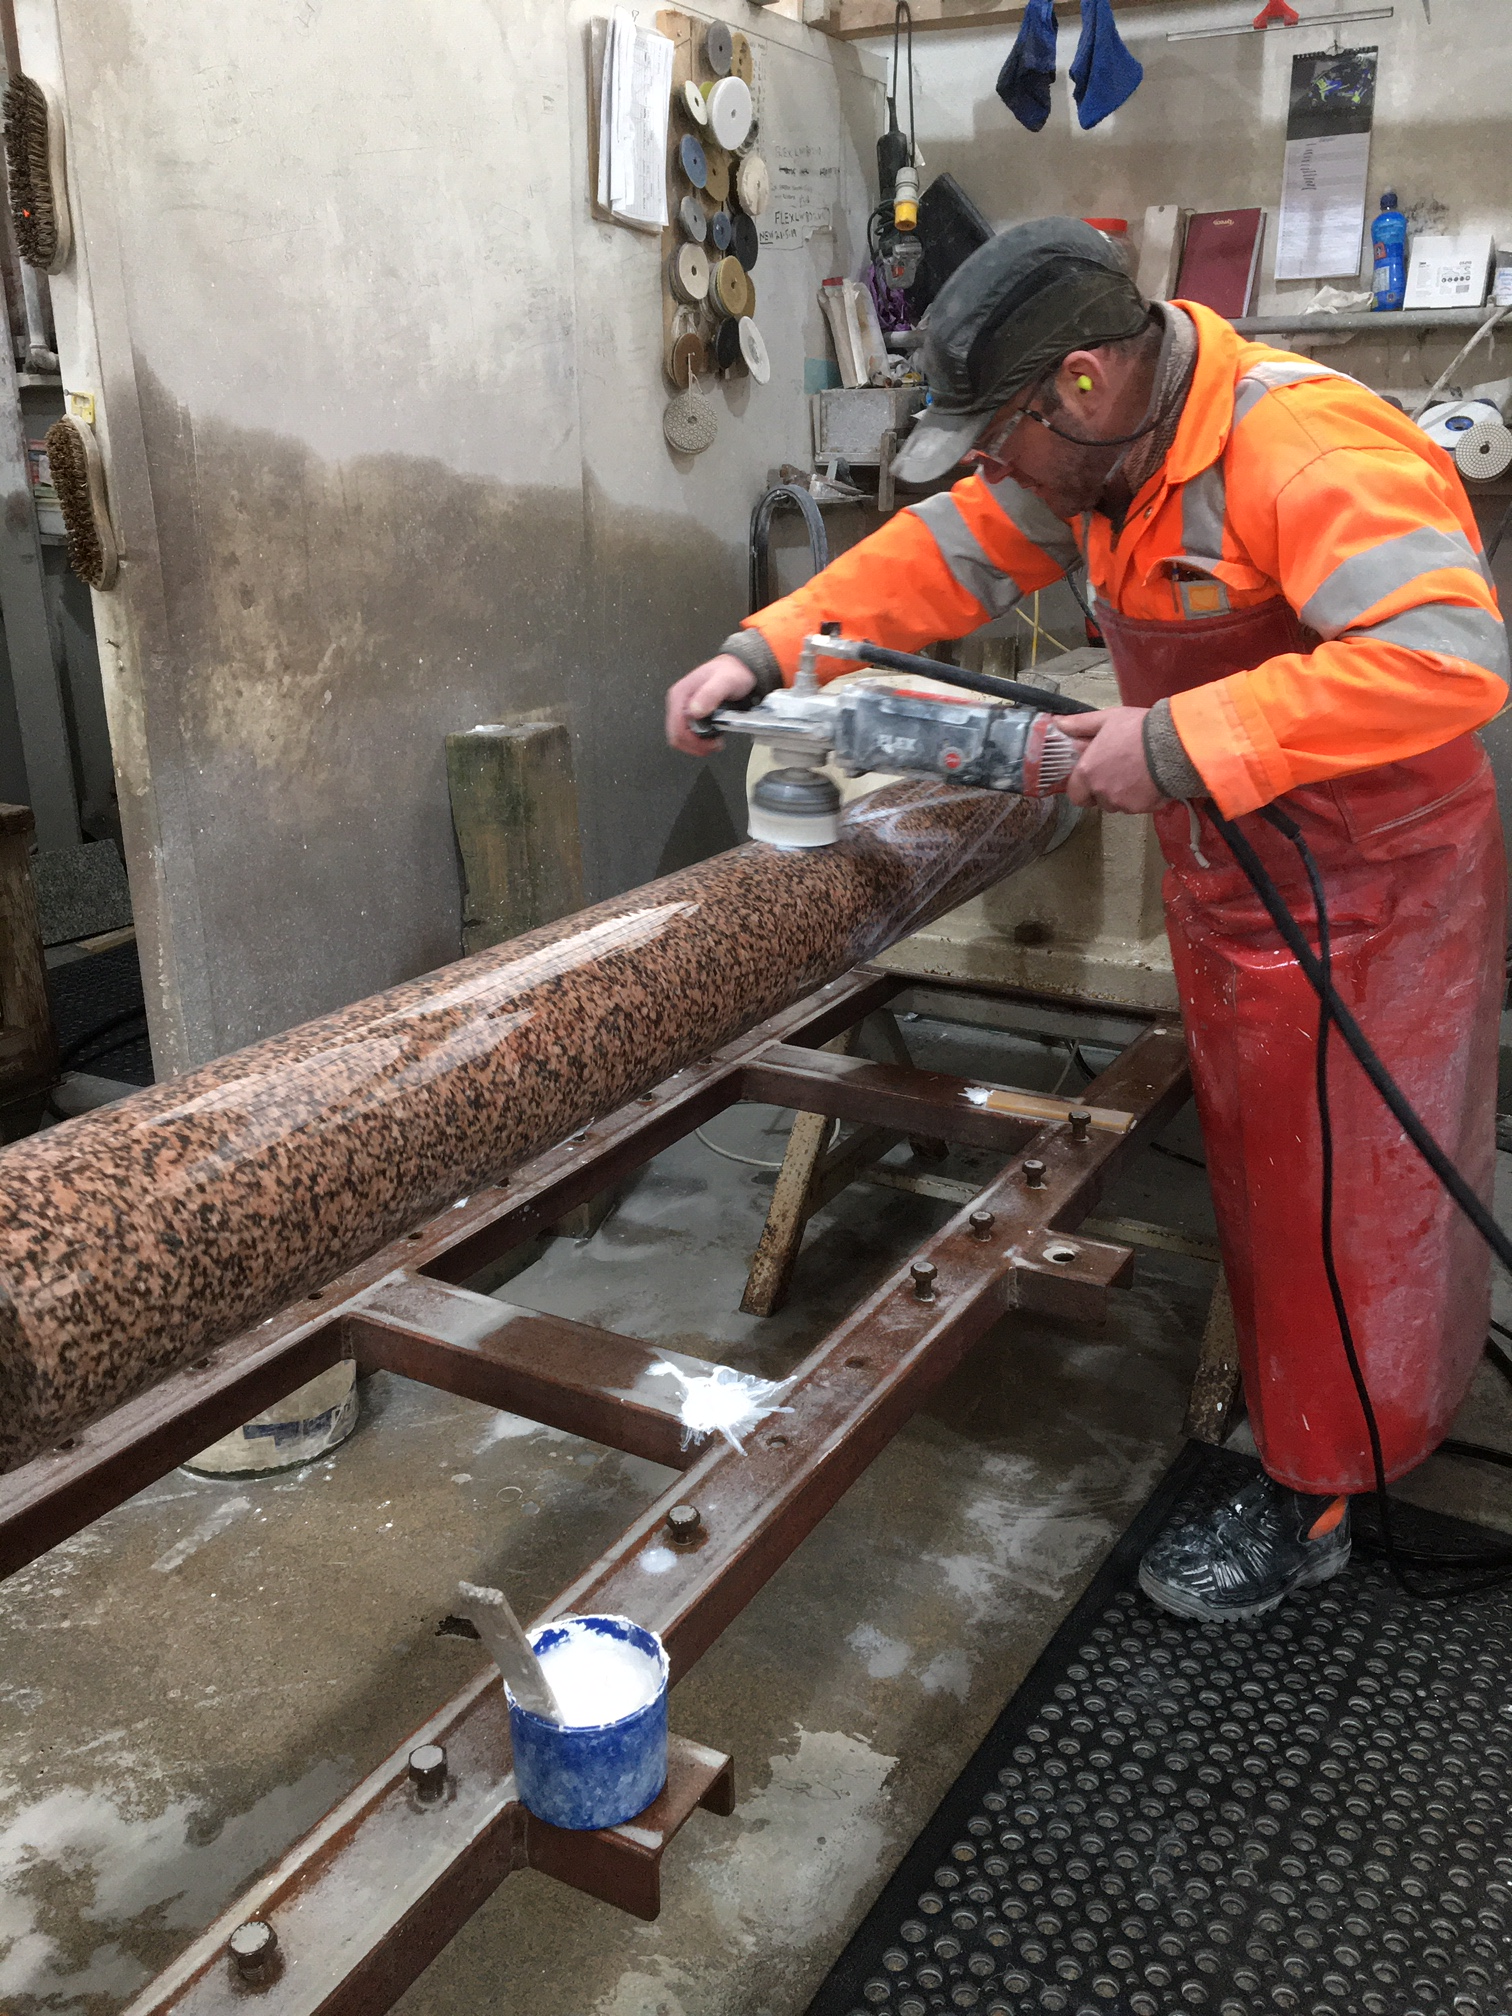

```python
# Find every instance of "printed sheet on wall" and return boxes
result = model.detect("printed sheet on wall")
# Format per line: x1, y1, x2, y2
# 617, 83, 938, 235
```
1274, 46, 1377, 283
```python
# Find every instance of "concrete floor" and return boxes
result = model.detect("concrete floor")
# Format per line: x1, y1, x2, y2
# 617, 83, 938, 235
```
1, 1009, 1510, 2016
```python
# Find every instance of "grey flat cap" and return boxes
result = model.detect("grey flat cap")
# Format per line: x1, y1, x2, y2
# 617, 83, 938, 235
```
892, 216, 1149, 484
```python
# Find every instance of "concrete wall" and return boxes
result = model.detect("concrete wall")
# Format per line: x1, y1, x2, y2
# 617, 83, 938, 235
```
18, 0, 880, 1070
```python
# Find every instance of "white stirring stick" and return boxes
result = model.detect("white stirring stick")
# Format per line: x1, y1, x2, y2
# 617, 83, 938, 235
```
457, 1581, 564, 1724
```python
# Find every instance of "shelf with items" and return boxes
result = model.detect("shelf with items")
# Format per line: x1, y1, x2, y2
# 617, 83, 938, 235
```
1234, 307, 1502, 337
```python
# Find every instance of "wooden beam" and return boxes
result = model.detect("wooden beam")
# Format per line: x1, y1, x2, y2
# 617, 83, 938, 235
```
814, 0, 1186, 39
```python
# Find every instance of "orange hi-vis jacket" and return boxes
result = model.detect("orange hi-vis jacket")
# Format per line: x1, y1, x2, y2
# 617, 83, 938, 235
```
741, 301, 1510, 817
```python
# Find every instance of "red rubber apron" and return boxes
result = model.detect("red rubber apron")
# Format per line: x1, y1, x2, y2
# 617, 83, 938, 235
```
1099, 596, 1505, 1492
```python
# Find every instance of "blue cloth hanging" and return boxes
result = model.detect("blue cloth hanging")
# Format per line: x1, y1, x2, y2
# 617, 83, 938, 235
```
1069, 0, 1143, 129
995, 0, 1059, 134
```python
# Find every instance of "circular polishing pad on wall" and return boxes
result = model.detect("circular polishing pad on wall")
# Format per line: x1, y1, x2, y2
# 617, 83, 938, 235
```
714, 316, 743, 371
738, 317, 770, 384
677, 133, 707, 189
669, 240, 711, 306
730, 31, 754, 85
707, 75, 752, 152
678, 193, 708, 242
710, 207, 733, 252
664, 383, 717, 455
701, 145, 730, 204
735, 151, 770, 218
731, 209, 758, 270
705, 21, 733, 75
710, 254, 750, 319
681, 78, 709, 126
668, 329, 709, 388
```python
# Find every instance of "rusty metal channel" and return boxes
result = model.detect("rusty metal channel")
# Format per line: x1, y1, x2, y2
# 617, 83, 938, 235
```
106, 1006, 1188, 2016
0, 969, 897, 1581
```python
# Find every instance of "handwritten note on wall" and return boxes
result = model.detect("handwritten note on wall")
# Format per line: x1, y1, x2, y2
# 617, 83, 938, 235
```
759, 142, 838, 250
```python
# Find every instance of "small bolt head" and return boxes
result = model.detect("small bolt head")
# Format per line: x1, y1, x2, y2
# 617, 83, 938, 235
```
1023, 1158, 1047, 1190
911, 1258, 938, 1302
408, 1744, 447, 1799
229, 1920, 277, 1979
969, 1208, 995, 1242
1069, 1110, 1091, 1142
667, 1503, 703, 1545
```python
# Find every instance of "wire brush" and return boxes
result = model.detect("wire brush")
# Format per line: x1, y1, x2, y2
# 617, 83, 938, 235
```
3, 74, 69, 271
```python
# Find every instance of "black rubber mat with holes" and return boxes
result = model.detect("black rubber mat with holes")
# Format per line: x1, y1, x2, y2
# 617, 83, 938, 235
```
46, 940, 152, 1084
806, 1442, 1512, 2016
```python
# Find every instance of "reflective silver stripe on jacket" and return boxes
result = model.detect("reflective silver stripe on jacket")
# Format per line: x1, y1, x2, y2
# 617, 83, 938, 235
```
1180, 462, 1227, 565
1344, 602, 1511, 678
1177, 363, 1348, 564
907, 479, 1078, 620
1300, 526, 1492, 637
1230, 358, 1348, 429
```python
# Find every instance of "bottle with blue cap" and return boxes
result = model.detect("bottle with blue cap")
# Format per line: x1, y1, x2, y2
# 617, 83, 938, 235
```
1371, 192, 1406, 312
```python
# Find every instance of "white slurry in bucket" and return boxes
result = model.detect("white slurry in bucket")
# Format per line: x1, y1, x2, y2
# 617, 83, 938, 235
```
536, 1630, 661, 1727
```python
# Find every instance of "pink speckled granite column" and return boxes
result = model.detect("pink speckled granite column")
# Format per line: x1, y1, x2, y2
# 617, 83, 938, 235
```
0, 781, 1058, 1471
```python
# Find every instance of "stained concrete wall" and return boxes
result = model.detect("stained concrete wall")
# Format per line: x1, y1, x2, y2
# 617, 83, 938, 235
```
18, 0, 880, 1070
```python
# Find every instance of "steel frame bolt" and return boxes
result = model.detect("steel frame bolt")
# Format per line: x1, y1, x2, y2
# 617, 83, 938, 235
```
667, 1502, 703, 1545
1023, 1158, 1047, 1190
911, 1259, 937, 1302
1069, 1110, 1091, 1143
408, 1743, 447, 1800
228, 1920, 278, 1981
968, 1208, 995, 1242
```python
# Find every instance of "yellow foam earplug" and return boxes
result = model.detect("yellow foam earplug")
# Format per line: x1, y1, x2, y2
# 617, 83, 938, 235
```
1077, 374, 1093, 392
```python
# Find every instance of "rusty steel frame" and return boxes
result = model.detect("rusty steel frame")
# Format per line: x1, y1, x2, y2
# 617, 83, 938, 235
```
0, 967, 1190, 2016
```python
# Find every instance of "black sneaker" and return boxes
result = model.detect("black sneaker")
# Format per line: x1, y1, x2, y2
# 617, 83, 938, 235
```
1138, 1473, 1351, 1623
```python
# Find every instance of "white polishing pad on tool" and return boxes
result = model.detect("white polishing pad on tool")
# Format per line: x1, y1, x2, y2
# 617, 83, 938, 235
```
748, 766, 840, 848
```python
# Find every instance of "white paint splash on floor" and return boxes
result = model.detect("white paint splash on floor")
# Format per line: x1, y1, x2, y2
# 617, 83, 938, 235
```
919, 1647, 973, 1699
589, 1955, 699, 2016
149, 1495, 253, 1574
847, 1623, 911, 1680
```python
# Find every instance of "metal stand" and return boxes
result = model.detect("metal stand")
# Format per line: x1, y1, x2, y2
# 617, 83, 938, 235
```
0, 966, 1190, 2016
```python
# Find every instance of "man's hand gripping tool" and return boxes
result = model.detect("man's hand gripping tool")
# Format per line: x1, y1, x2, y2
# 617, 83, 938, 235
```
693, 630, 1087, 848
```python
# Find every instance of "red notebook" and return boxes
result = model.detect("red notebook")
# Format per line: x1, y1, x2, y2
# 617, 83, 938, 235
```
1175, 209, 1266, 318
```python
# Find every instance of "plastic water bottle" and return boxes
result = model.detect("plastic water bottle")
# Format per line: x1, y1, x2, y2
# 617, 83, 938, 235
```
1372, 192, 1406, 312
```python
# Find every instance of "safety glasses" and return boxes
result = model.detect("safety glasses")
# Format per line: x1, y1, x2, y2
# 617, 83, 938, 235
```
962, 388, 1055, 476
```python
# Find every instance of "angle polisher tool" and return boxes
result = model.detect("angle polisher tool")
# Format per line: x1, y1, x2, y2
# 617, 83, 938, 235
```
695, 628, 1094, 847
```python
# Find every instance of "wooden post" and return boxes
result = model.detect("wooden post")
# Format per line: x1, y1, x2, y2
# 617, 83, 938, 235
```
0, 803, 58, 1138
446, 723, 584, 955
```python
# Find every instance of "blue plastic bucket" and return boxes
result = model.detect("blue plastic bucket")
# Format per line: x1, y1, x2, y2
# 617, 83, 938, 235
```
508, 1614, 669, 1831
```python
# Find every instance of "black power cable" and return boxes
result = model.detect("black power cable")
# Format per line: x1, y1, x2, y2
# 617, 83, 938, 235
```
902, 649, 1512, 1584
1219, 802, 1512, 1594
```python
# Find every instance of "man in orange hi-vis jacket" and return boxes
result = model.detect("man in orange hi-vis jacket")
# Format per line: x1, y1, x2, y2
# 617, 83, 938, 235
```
666, 218, 1510, 1625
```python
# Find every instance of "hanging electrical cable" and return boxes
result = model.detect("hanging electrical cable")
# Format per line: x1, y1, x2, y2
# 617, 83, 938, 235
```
1219, 801, 1512, 1593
